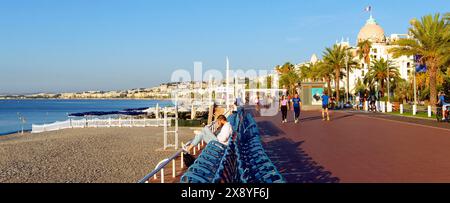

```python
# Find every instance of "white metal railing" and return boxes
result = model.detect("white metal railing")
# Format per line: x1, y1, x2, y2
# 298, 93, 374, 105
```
31, 117, 171, 133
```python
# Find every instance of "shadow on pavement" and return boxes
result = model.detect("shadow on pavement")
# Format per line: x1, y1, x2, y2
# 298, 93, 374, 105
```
263, 138, 340, 183
257, 121, 286, 137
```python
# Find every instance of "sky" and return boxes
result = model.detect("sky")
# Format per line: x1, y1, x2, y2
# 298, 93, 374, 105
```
0, 0, 448, 94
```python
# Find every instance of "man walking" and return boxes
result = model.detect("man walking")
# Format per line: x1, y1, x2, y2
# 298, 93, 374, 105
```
291, 93, 302, 123
437, 91, 449, 121
322, 92, 330, 121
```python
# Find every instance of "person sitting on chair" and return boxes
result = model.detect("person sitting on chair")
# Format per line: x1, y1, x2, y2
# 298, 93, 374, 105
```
185, 115, 233, 153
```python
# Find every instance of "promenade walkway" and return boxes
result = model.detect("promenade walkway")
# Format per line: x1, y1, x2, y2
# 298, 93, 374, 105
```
252, 108, 450, 183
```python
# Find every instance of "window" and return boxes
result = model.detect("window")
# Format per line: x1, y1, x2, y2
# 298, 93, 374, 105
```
407, 62, 411, 68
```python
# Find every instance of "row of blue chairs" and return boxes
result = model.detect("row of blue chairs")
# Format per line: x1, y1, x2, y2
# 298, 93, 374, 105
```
180, 108, 284, 183
235, 112, 285, 183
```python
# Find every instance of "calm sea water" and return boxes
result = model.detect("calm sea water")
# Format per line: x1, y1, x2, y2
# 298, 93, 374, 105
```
0, 99, 172, 135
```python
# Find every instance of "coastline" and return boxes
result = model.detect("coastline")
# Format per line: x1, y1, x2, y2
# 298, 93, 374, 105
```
0, 130, 31, 137
0, 127, 195, 183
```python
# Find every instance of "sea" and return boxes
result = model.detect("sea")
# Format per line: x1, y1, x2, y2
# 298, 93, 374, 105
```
0, 99, 173, 135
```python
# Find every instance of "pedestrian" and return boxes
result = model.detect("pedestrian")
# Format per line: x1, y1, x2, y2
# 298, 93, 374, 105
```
370, 92, 376, 112
322, 92, 330, 121
437, 91, 449, 121
291, 93, 302, 123
280, 95, 289, 123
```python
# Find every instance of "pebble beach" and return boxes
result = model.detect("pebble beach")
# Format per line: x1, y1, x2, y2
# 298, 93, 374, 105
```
0, 127, 195, 183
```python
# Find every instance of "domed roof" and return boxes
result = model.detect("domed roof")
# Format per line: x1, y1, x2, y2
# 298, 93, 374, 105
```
357, 16, 386, 43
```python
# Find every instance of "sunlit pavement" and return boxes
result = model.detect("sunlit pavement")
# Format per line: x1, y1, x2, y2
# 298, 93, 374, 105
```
251, 108, 450, 183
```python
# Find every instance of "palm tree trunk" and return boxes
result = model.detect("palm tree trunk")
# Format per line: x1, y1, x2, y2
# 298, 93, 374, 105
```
335, 72, 340, 102
326, 78, 332, 96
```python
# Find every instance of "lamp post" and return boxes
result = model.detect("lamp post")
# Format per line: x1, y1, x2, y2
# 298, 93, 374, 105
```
387, 55, 390, 103
345, 53, 350, 104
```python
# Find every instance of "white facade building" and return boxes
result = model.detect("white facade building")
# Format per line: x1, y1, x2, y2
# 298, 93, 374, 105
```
299, 15, 415, 96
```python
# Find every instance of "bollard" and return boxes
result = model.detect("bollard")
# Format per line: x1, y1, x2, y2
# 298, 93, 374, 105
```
400, 104, 404, 114
387, 102, 392, 113
413, 105, 417, 116
193, 147, 196, 155
197, 143, 201, 151
172, 160, 176, 178
161, 168, 164, 183
428, 106, 432, 118
364, 101, 369, 112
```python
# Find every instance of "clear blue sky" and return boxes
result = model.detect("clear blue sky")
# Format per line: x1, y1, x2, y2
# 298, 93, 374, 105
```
0, 0, 448, 94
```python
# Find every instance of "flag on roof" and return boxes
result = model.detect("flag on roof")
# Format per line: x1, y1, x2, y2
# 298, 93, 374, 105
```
364, 6, 372, 12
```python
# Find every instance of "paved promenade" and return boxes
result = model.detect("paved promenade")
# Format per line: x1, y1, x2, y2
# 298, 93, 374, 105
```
252, 108, 450, 183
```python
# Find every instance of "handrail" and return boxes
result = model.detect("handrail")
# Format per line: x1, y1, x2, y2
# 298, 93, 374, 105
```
138, 141, 191, 183
138, 108, 232, 183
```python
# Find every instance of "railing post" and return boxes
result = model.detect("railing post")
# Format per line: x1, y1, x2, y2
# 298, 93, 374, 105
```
181, 147, 184, 169
197, 143, 200, 151
387, 102, 392, 113
164, 108, 168, 150
172, 160, 176, 178
364, 101, 368, 112
193, 147, 196, 155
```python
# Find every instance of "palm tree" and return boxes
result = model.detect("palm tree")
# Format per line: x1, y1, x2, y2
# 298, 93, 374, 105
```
364, 58, 400, 96
323, 44, 353, 102
389, 13, 450, 106
276, 62, 301, 96
311, 61, 334, 96
394, 79, 412, 104
357, 39, 373, 69
354, 78, 367, 96
275, 62, 295, 75
298, 63, 314, 81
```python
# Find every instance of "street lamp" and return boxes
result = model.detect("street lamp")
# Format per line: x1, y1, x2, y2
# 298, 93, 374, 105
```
387, 55, 390, 103
345, 53, 349, 104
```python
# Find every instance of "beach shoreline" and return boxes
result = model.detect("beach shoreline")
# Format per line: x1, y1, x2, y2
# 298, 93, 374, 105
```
0, 127, 196, 183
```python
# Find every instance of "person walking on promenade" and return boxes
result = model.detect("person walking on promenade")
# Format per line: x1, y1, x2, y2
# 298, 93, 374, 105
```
368, 92, 376, 112
291, 93, 302, 123
437, 91, 449, 121
280, 95, 289, 123
322, 92, 331, 121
